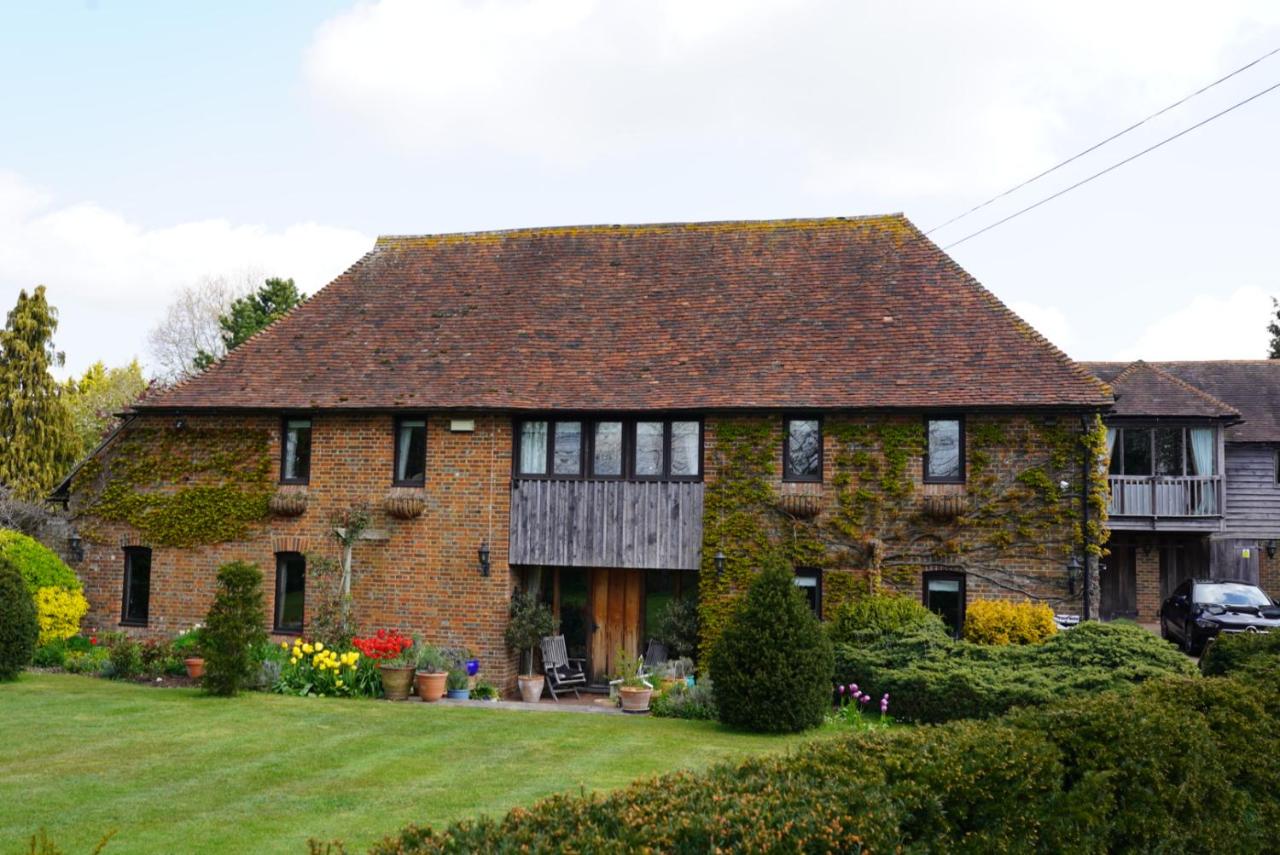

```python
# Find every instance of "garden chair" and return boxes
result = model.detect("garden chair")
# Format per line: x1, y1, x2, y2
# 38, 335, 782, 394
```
539, 634, 587, 701
639, 639, 668, 678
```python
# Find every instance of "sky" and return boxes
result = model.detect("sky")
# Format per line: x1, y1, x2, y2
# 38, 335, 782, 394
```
2, 0, 1279, 377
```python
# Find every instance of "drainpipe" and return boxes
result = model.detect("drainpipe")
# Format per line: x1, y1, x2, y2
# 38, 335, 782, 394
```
1080, 414, 1094, 621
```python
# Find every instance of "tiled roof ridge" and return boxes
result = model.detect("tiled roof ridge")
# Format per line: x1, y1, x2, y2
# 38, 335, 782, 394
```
137, 246, 383, 407
1113, 360, 1240, 417
373, 213, 910, 248
905, 220, 1113, 405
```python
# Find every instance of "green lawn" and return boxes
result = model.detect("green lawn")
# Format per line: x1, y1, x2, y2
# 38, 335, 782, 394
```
2, 674, 831, 854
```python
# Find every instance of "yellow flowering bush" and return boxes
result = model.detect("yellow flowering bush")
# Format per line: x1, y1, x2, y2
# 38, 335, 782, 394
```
963, 599, 1058, 645
272, 637, 374, 697
34, 586, 89, 645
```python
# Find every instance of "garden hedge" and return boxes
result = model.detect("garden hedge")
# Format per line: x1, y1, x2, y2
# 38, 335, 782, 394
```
1199, 628, 1280, 679
833, 621, 1195, 723
0, 555, 38, 680
825, 593, 948, 646
337, 672, 1279, 854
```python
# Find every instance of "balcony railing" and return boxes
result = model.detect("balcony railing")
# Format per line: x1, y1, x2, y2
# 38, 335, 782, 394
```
1106, 475, 1222, 518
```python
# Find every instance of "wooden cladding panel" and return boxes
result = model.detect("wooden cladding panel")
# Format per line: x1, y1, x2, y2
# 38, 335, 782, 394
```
508, 480, 703, 570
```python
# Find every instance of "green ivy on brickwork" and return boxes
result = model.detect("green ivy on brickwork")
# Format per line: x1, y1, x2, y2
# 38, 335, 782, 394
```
71, 426, 273, 547
699, 414, 1110, 658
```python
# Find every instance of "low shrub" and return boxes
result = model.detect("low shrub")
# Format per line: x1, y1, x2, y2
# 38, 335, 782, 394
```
963, 598, 1057, 645
347, 673, 1279, 854
834, 621, 1195, 723
33, 639, 68, 668
1199, 629, 1280, 678
63, 646, 109, 675
650, 678, 717, 720
709, 564, 833, 733
104, 633, 142, 680
202, 560, 267, 696
0, 530, 79, 591
826, 593, 949, 646
32, 586, 89, 645
0, 556, 38, 679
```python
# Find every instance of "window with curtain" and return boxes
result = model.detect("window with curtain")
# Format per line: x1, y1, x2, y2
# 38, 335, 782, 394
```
281, 417, 312, 483
925, 418, 964, 483
393, 417, 426, 484
1107, 426, 1217, 477
515, 418, 702, 480
784, 418, 822, 482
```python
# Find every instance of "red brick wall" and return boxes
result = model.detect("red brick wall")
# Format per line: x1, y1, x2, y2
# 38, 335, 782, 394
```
703, 412, 1088, 616
71, 412, 518, 687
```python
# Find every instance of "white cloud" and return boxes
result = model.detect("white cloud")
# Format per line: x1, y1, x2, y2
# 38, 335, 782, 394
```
0, 171, 371, 377
1113, 286, 1273, 361
304, 0, 1279, 197
1010, 300, 1076, 355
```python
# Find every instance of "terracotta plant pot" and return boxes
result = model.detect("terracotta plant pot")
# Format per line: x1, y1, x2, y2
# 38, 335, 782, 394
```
517, 674, 544, 703
415, 670, 448, 702
659, 677, 682, 694
380, 664, 415, 700
183, 657, 205, 679
619, 686, 653, 714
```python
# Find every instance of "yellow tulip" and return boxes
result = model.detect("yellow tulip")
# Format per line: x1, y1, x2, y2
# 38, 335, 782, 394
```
335, 680, 344, 688
280, 641, 289, 650
290, 657, 298, 665
315, 642, 324, 652
302, 643, 314, 654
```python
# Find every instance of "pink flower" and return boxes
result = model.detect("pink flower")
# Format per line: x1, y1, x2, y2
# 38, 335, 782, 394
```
849, 684, 859, 694
837, 684, 846, 695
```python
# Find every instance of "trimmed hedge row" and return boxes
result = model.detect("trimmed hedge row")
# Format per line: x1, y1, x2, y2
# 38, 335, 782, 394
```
342, 673, 1280, 854
833, 621, 1195, 723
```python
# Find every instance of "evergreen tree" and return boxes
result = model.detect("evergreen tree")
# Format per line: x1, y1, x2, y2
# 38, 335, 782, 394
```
0, 287, 77, 499
212, 277, 306, 357
63, 360, 149, 459
1269, 298, 1280, 359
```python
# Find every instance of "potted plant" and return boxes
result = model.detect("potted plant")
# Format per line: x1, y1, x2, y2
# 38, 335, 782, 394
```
472, 679, 499, 701
445, 668, 471, 700
172, 624, 205, 679
353, 629, 415, 700
613, 648, 653, 714
414, 644, 448, 702
504, 590, 555, 703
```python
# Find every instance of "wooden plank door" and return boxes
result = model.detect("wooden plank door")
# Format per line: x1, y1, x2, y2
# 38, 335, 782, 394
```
1101, 545, 1137, 620
589, 567, 643, 682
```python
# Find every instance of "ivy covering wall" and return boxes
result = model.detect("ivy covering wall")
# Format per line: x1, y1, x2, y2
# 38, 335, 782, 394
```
700, 413, 1109, 655
71, 425, 273, 547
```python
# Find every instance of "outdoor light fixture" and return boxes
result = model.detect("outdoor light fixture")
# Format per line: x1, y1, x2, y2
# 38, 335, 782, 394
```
1267, 540, 1277, 559
714, 550, 726, 577
67, 533, 84, 564
478, 542, 491, 577
1066, 555, 1082, 596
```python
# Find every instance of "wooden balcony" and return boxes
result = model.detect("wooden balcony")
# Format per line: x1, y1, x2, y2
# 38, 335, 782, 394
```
1106, 475, 1222, 518
508, 479, 703, 571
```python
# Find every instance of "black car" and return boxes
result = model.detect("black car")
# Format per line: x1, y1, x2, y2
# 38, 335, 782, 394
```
1160, 579, 1280, 654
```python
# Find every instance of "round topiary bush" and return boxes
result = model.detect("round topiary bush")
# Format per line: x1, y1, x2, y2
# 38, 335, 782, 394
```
709, 562, 833, 733
0, 555, 39, 680
202, 560, 267, 696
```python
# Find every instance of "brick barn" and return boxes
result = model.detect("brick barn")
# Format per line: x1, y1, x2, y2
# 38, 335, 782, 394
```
55, 216, 1113, 690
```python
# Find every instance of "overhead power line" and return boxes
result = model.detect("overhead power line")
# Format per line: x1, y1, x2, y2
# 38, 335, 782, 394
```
926, 45, 1280, 236
940, 77, 1280, 251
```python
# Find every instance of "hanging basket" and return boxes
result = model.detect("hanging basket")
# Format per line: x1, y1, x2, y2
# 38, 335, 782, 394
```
921, 494, 966, 521
269, 490, 308, 517
383, 491, 426, 520
775, 494, 823, 518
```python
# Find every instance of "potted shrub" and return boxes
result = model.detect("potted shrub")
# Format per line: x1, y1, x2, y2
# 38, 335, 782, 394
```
613, 648, 653, 714
414, 644, 448, 702
172, 624, 205, 679
472, 679, 499, 701
353, 629, 415, 700
445, 668, 471, 699
504, 591, 555, 703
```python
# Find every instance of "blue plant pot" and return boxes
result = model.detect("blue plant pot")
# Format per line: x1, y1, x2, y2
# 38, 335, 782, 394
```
465, 659, 480, 676
447, 688, 471, 700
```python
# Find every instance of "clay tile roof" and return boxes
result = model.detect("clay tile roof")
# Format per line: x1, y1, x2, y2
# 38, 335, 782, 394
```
1080, 361, 1239, 421
138, 215, 1112, 413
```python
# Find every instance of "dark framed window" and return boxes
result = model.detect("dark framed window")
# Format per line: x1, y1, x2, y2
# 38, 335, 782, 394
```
923, 569, 965, 639
924, 417, 964, 483
393, 416, 427, 485
793, 567, 822, 617
784, 417, 822, 482
274, 552, 306, 634
121, 547, 151, 626
280, 416, 312, 484
514, 417, 702, 481
1107, 426, 1217, 477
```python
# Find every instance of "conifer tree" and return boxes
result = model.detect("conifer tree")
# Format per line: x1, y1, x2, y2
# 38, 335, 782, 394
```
0, 287, 77, 499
